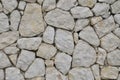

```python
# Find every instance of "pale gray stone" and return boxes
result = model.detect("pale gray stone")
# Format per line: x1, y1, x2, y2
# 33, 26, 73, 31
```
0, 13, 9, 33
25, 58, 45, 78
79, 26, 100, 46
90, 16, 102, 25
98, 0, 115, 4
10, 10, 21, 31
37, 43, 57, 59
74, 19, 89, 32
4, 46, 19, 54
55, 29, 74, 55
6, 67, 24, 80
57, 0, 77, 10
69, 67, 94, 80
18, 1, 26, 10
55, 52, 72, 74
101, 66, 119, 79
0, 69, 4, 80
17, 37, 42, 50
44, 8, 75, 30
111, 1, 120, 14
43, 26, 55, 44
24, 0, 36, 2
114, 14, 120, 25
72, 40, 96, 67
73, 33, 79, 44
101, 33, 120, 52
19, 3, 44, 37
16, 50, 35, 71
113, 28, 120, 38
71, 6, 93, 18
0, 31, 19, 49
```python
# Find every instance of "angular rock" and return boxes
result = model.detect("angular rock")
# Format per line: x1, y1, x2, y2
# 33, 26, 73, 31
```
0, 69, 4, 80
98, 0, 115, 4
55, 52, 72, 74
18, 1, 26, 10
19, 3, 44, 37
72, 40, 96, 67
37, 43, 57, 59
114, 14, 120, 25
101, 66, 119, 79
16, 50, 35, 71
79, 26, 100, 46
111, 1, 120, 14
55, 29, 74, 55
78, 0, 96, 8
90, 16, 102, 25
17, 37, 42, 50
45, 60, 54, 67
4, 46, 19, 54
71, 6, 93, 18
44, 8, 75, 30
94, 16, 116, 38
9, 54, 18, 66
69, 67, 94, 80
101, 33, 120, 52
25, 58, 45, 78
43, 26, 55, 44
5, 67, 24, 80
0, 31, 19, 49
113, 28, 120, 38
57, 0, 77, 10
0, 13, 9, 33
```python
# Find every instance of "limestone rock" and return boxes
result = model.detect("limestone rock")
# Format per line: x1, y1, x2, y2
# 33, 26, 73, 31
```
90, 16, 102, 25
111, 1, 120, 14
113, 28, 120, 38
114, 14, 120, 25
4, 46, 19, 54
18, 1, 26, 10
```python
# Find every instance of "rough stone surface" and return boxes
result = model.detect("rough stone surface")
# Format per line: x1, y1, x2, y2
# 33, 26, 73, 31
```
0, 69, 4, 80
114, 14, 120, 25
4, 46, 19, 54
111, 1, 120, 14
98, 0, 115, 4
113, 28, 120, 38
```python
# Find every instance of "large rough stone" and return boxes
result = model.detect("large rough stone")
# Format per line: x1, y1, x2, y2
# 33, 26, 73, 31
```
55, 52, 72, 75
71, 6, 93, 18
94, 16, 116, 38
25, 58, 45, 78
0, 31, 19, 49
114, 14, 120, 25
79, 26, 100, 46
0, 69, 4, 80
17, 37, 42, 50
0, 13, 9, 33
111, 1, 120, 14
55, 29, 74, 55
19, 3, 44, 37
16, 50, 35, 71
72, 40, 96, 67
44, 8, 75, 30
6, 67, 24, 80
69, 67, 94, 80
37, 43, 57, 59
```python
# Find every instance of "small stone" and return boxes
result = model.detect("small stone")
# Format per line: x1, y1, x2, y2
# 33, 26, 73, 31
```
1, 0, 18, 12
71, 6, 93, 18
43, 26, 55, 44
69, 67, 94, 80
0, 69, 4, 80
79, 26, 100, 46
114, 14, 120, 25
74, 19, 89, 32
72, 40, 96, 67
0, 31, 19, 49
96, 48, 107, 65
46, 67, 68, 80
55, 52, 72, 74
16, 50, 35, 71
111, 1, 120, 14
98, 0, 115, 4
78, 0, 96, 8
17, 37, 42, 50
73, 33, 79, 44
9, 54, 18, 66
45, 60, 54, 67
24, 0, 36, 2
5, 67, 24, 80
0, 13, 9, 33
94, 16, 116, 38
55, 29, 74, 55
90, 16, 102, 25
101, 66, 119, 79
4, 46, 19, 54
113, 28, 120, 38
43, 0, 56, 11
18, 1, 26, 10
0, 3, 3, 12
19, 3, 44, 37
25, 58, 45, 78
44, 8, 75, 30
57, 0, 77, 10
101, 33, 120, 52
37, 43, 57, 59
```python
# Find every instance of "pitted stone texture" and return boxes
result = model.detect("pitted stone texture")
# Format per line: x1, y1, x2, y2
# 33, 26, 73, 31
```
98, 0, 115, 4
37, 43, 57, 59
114, 14, 120, 25
55, 52, 72, 75
0, 69, 4, 80
17, 37, 42, 50
111, 1, 120, 14
71, 6, 93, 18
6, 67, 24, 80
69, 67, 94, 80
45, 8, 75, 30
25, 58, 45, 78
79, 26, 100, 46
19, 3, 44, 37
72, 40, 96, 67
16, 50, 35, 71
0, 13, 9, 33
55, 29, 74, 55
